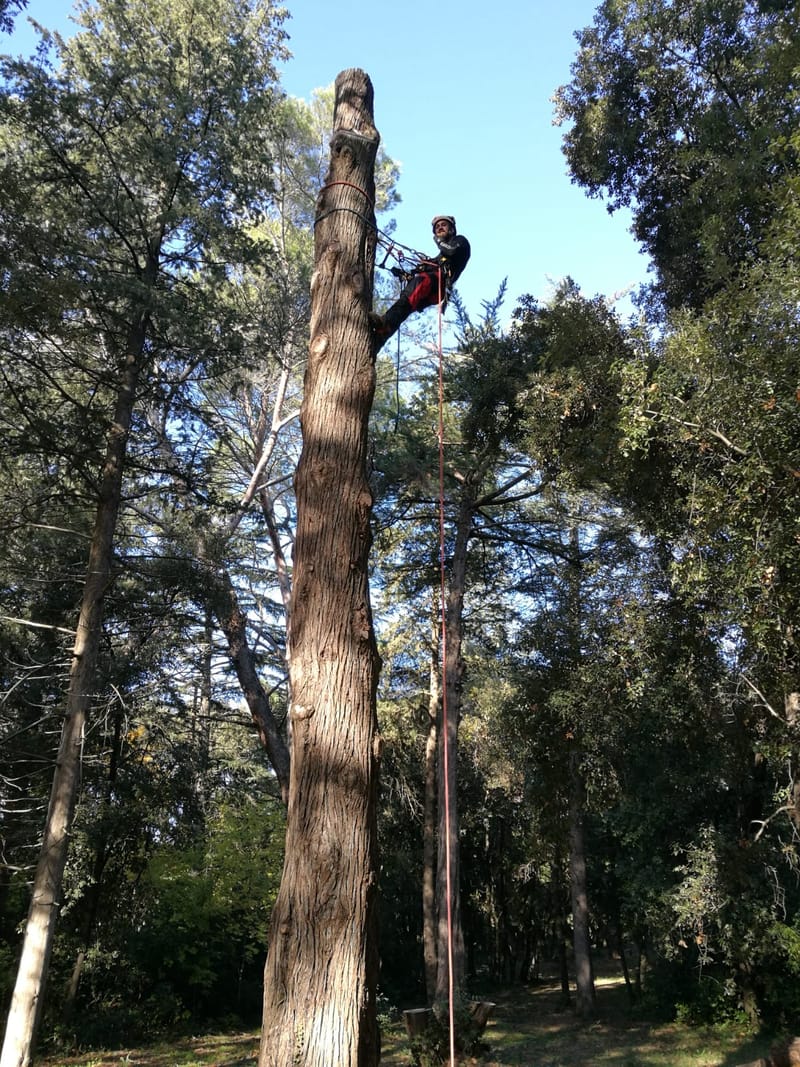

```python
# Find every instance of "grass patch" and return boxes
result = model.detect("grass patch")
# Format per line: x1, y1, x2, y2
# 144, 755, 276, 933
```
379, 974, 776, 1066
39, 975, 779, 1066
39, 1031, 260, 1066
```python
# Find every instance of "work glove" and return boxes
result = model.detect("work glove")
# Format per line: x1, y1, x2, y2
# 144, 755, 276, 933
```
390, 266, 409, 279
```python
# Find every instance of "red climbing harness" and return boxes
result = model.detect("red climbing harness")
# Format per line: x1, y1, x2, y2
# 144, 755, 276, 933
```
407, 270, 440, 314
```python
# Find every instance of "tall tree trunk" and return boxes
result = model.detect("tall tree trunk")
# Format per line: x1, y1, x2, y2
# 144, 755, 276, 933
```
422, 604, 439, 1004
62, 705, 124, 1023
786, 692, 799, 834
492, 816, 511, 983
568, 743, 595, 1019
558, 915, 572, 1008
435, 481, 476, 1006
62, 699, 125, 1024
259, 70, 382, 1067
565, 524, 595, 1020
1, 310, 150, 1067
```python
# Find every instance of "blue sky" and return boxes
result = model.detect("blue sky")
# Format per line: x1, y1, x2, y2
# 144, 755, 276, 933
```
6, 0, 651, 324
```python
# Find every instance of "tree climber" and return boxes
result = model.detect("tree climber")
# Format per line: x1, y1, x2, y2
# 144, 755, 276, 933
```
370, 215, 471, 348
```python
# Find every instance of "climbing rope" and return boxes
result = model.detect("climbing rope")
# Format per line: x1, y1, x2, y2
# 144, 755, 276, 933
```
313, 184, 446, 444
315, 182, 431, 271
435, 267, 457, 1067
393, 327, 402, 433
319, 180, 374, 205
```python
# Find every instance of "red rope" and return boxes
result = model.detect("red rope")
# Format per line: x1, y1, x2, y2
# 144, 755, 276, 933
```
436, 267, 456, 1067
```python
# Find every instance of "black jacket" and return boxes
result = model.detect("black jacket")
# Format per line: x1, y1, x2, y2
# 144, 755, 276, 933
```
422, 233, 471, 289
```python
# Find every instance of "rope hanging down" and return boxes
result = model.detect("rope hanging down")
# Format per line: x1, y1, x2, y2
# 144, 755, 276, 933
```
435, 267, 457, 1067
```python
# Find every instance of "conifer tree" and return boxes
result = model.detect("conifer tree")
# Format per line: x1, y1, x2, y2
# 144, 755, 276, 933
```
0, 3, 286, 1062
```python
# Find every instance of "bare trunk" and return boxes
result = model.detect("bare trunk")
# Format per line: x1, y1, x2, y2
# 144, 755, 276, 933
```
435, 483, 475, 1006
787, 693, 800, 834
568, 743, 595, 1019
615, 922, 634, 1005
1, 313, 149, 1067
423, 606, 439, 1004
63, 706, 124, 1021
635, 935, 649, 997
558, 914, 571, 1008
214, 567, 291, 802
492, 817, 511, 982
564, 523, 595, 1021
259, 70, 381, 1067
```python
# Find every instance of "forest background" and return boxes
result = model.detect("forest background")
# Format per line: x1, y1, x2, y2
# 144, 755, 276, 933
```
1, 0, 799, 1061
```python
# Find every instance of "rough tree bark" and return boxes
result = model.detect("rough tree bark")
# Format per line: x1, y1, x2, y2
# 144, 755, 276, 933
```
435, 479, 477, 1006
566, 524, 595, 1020
1, 306, 151, 1067
568, 742, 595, 1019
423, 605, 440, 1004
258, 69, 382, 1067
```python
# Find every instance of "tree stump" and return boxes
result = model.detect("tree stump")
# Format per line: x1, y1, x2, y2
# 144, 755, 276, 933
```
402, 1001, 495, 1065
403, 1007, 434, 1040
468, 1000, 496, 1034
403, 1002, 495, 1039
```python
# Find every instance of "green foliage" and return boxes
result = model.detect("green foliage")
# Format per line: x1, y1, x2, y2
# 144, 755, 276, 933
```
613, 155, 800, 694
0, 0, 26, 35
674, 978, 749, 1028
45, 779, 285, 1049
757, 920, 800, 1025
134, 799, 283, 999
513, 281, 631, 486
556, 11, 800, 1025
2, 0, 799, 1052
555, 0, 800, 309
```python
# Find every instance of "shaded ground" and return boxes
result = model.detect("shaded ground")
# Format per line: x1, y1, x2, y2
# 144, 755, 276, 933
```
388, 974, 774, 1067
39, 1030, 260, 1066
40, 974, 778, 1066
